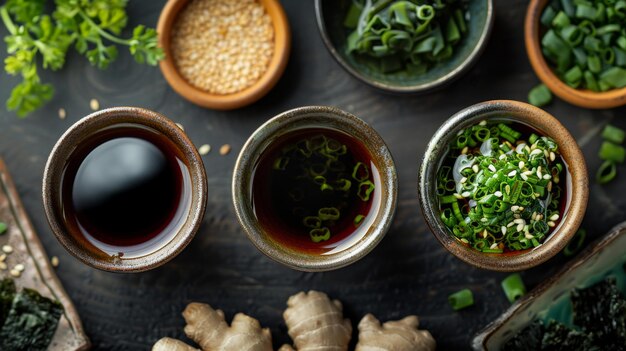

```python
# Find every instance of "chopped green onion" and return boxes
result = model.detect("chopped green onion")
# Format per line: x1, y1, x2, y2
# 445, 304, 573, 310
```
563, 228, 586, 256
599, 141, 626, 163
448, 288, 474, 311
602, 124, 625, 144
0, 222, 6, 236
528, 83, 553, 107
354, 214, 365, 227
596, 160, 617, 183
501, 273, 527, 303
309, 227, 331, 243
303, 216, 321, 229
318, 207, 341, 221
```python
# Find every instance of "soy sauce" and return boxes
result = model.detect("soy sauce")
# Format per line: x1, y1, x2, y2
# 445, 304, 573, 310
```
252, 128, 381, 254
61, 126, 191, 256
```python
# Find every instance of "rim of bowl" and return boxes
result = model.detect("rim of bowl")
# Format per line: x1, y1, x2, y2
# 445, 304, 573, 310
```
42, 107, 208, 273
525, 0, 626, 109
157, 0, 291, 110
418, 100, 589, 272
232, 106, 398, 272
313, 0, 494, 94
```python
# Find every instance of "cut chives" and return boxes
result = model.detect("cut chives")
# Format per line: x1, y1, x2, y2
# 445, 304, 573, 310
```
596, 160, 617, 183
528, 83, 553, 107
448, 288, 474, 310
602, 124, 625, 144
599, 141, 626, 163
502, 273, 527, 303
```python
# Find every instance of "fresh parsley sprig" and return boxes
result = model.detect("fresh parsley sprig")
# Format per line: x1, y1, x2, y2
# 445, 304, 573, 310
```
1, 0, 164, 117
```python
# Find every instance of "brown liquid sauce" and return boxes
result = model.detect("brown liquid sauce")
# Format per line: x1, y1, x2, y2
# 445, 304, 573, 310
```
61, 126, 192, 257
252, 128, 381, 255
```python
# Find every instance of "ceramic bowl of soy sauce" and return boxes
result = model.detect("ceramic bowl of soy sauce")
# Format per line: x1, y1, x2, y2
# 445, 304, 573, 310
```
232, 106, 397, 272
418, 100, 588, 271
43, 107, 207, 272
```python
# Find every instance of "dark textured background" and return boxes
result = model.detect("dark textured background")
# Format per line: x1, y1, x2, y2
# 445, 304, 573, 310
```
0, 0, 625, 350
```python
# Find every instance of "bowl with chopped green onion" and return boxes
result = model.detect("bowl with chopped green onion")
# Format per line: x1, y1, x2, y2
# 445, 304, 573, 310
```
418, 100, 588, 271
315, 0, 494, 93
526, 0, 626, 108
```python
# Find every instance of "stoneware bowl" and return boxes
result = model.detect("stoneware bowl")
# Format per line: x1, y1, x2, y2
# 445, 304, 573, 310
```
525, 0, 626, 108
157, 0, 291, 110
42, 107, 207, 272
418, 100, 589, 271
472, 221, 626, 350
232, 106, 397, 271
314, 0, 494, 93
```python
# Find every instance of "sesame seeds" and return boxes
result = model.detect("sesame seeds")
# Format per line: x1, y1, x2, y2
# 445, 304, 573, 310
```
472, 164, 480, 173
170, 0, 275, 95
507, 170, 517, 177
89, 98, 100, 111
58, 108, 66, 120
0, 243, 26, 276
2, 245, 13, 254
51, 256, 60, 268
550, 214, 560, 221
488, 164, 497, 173
219, 144, 231, 155
198, 144, 211, 155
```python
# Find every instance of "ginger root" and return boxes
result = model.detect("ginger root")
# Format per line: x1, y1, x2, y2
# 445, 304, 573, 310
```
152, 337, 199, 351
355, 314, 436, 351
280, 291, 352, 351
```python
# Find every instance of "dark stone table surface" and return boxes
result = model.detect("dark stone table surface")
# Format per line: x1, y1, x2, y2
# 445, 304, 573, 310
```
1, 0, 625, 350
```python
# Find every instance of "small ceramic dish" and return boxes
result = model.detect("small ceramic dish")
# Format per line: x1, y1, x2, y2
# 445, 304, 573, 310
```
525, 0, 626, 109
232, 106, 397, 272
472, 221, 626, 350
418, 100, 588, 271
157, 0, 291, 110
42, 107, 207, 273
314, 0, 494, 93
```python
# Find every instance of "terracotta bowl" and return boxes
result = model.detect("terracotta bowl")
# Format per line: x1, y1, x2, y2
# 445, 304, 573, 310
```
157, 0, 291, 110
232, 106, 398, 272
525, 0, 626, 108
472, 221, 626, 350
42, 107, 208, 272
418, 100, 589, 272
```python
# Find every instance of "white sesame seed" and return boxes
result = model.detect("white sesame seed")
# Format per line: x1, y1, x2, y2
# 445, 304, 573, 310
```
2, 245, 12, 254
499, 154, 507, 160
472, 165, 480, 173
514, 219, 525, 224
544, 150, 550, 158
543, 174, 551, 180
523, 170, 534, 176
481, 218, 488, 223
507, 221, 516, 227
51, 256, 59, 267
550, 214, 560, 221
519, 207, 524, 211
198, 144, 211, 155
501, 226, 507, 235
479, 120, 487, 126
521, 174, 528, 181
454, 193, 464, 199
460, 177, 467, 184
490, 243, 499, 250
508, 170, 517, 177
14, 264, 24, 272
0, 262, 6, 270
482, 230, 488, 238
525, 233, 534, 240
220, 144, 231, 155
530, 149, 543, 156
548, 221, 556, 227
518, 161, 525, 169
461, 146, 469, 154
488, 164, 497, 172
550, 152, 556, 161
532, 212, 537, 221
548, 181, 553, 192
461, 191, 471, 197
89, 98, 99, 111
58, 108, 66, 120
494, 191, 503, 197
514, 214, 521, 219
517, 223, 525, 232
9, 269, 20, 277
511, 205, 520, 212
537, 214, 543, 220
460, 238, 469, 244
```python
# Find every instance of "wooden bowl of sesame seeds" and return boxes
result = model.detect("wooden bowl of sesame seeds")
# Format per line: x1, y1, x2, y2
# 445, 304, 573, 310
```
157, 0, 290, 110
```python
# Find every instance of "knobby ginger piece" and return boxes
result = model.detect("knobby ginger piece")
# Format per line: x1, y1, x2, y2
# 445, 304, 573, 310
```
280, 290, 352, 351
183, 302, 272, 351
355, 314, 436, 351
152, 337, 199, 351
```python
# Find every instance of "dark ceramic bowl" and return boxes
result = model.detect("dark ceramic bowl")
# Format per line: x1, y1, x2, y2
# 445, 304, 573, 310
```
314, 0, 494, 93
472, 221, 626, 350
418, 100, 588, 271
232, 106, 397, 272
42, 107, 207, 272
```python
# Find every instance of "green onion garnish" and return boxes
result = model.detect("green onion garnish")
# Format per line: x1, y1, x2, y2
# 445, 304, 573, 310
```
309, 227, 331, 243
599, 141, 625, 163
528, 83, 553, 107
563, 228, 586, 257
602, 124, 626, 144
448, 288, 474, 311
540, 0, 626, 91
343, 0, 469, 75
0, 222, 6, 235
501, 273, 527, 303
596, 160, 617, 184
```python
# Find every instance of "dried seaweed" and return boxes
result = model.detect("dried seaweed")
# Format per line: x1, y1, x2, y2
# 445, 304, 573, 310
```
541, 320, 598, 351
503, 320, 545, 351
0, 288, 63, 351
0, 278, 16, 328
572, 277, 626, 348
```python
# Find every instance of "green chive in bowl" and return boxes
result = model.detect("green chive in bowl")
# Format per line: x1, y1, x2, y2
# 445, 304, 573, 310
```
314, 0, 494, 93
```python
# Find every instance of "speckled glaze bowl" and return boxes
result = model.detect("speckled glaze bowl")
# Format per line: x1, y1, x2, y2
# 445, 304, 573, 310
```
42, 107, 207, 273
314, 0, 494, 93
472, 221, 626, 350
418, 100, 588, 272
232, 106, 397, 272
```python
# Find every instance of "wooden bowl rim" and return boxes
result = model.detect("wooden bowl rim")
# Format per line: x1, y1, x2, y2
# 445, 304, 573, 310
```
157, 0, 291, 110
525, 0, 626, 109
